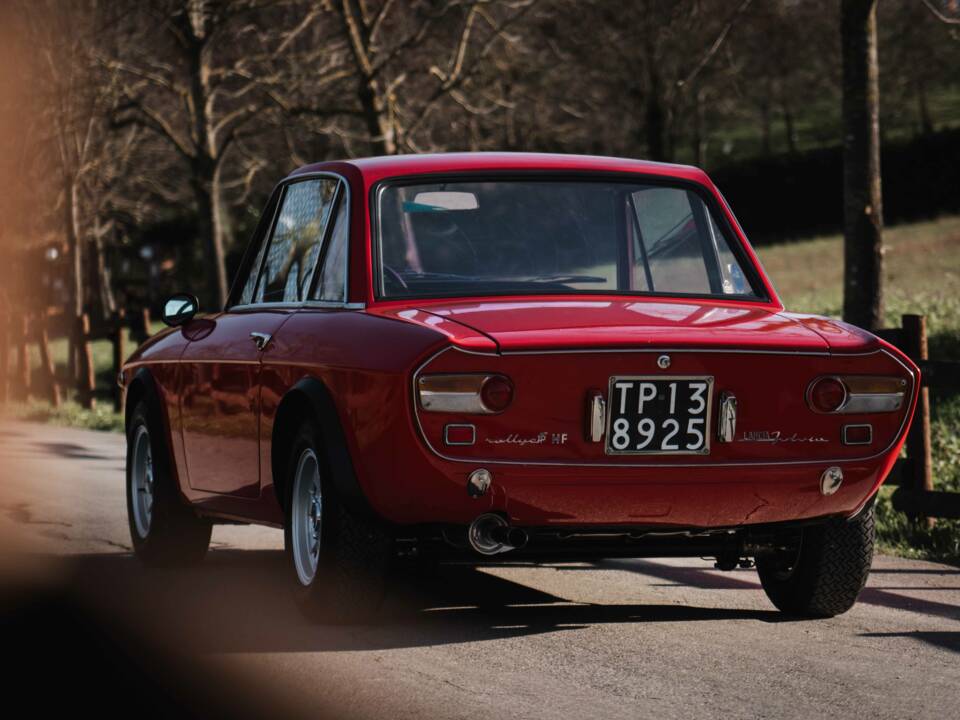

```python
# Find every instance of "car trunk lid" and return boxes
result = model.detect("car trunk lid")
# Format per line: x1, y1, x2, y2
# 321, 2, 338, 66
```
411, 298, 830, 353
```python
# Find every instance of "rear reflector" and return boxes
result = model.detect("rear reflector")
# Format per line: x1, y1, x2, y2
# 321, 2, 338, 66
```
480, 376, 514, 412
842, 424, 873, 445
445, 424, 476, 445
808, 377, 847, 413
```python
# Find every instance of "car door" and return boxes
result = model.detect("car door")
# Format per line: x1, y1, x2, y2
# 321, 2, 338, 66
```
180, 176, 340, 496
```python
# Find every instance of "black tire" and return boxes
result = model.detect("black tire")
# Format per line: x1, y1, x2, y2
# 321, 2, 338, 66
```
282, 419, 392, 622
126, 400, 211, 565
756, 506, 875, 618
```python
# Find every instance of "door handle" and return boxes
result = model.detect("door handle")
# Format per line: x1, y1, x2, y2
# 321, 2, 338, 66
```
250, 332, 272, 351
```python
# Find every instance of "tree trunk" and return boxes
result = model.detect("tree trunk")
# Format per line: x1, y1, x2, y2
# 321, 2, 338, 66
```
916, 76, 934, 135
841, 0, 884, 331
92, 219, 117, 320
691, 88, 705, 167
641, 27, 669, 162
358, 80, 396, 156
644, 70, 668, 162
783, 102, 798, 154
65, 177, 83, 319
192, 170, 228, 309
187, 31, 229, 308
760, 99, 772, 155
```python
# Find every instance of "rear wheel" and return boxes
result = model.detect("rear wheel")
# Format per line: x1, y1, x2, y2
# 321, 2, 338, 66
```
283, 420, 391, 622
756, 506, 875, 618
126, 400, 211, 565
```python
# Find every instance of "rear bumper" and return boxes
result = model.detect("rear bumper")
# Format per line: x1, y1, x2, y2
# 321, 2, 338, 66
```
494, 463, 892, 528
364, 448, 897, 529
494, 460, 886, 527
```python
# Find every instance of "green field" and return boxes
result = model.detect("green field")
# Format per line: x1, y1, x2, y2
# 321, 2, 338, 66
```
5, 216, 959, 560
757, 216, 960, 562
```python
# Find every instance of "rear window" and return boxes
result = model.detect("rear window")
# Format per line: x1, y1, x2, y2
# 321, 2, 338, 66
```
375, 178, 760, 300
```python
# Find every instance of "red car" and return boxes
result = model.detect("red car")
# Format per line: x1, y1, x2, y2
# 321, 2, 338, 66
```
122, 153, 918, 619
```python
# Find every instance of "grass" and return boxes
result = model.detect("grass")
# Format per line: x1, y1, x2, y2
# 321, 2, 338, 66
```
757, 215, 960, 563
4, 399, 125, 432
0, 322, 164, 432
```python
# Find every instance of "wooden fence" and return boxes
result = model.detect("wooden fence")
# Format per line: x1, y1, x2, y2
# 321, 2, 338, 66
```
0, 307, 152, 412
877, 314, 960, 522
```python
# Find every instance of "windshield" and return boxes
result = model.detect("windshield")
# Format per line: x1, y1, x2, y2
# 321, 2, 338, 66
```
376, 179, 760, 300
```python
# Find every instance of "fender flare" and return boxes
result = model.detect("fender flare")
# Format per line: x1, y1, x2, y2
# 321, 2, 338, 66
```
273, 376, 376, 519
124, 365, 188, 501
125, 366, 165, 435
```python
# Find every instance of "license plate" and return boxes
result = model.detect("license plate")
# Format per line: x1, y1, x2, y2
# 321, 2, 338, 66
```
606, 376, 714, 455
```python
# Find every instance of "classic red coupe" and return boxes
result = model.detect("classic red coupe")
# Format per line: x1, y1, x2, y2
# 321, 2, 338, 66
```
122, 153, 918, 619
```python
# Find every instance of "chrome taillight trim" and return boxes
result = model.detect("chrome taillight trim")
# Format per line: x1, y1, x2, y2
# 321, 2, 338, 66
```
841, 393, 905, 414
806, 375, 906, 414
418, 374, 506, 414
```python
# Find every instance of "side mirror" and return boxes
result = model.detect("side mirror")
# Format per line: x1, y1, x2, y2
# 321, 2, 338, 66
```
162, 293, 199, 327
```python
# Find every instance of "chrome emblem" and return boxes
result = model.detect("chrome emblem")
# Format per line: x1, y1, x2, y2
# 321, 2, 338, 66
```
718, 392, 737, 443
656, 354, 671, 370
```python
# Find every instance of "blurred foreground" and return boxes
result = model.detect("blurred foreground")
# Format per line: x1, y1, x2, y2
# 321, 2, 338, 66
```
1, 420, 959, 719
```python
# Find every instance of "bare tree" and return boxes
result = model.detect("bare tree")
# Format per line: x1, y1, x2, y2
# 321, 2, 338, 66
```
327, 0, 536, 155
106, 0, 306, 306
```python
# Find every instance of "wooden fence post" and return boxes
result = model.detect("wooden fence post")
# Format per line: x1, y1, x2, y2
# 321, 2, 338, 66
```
76, 313, 95, 410
137, 307, 152, 344
0, 313, 8, 404
37, 313, 61, 408
112, 309, 125, 412
902, 314, 933, 526
16, 315, 30, 401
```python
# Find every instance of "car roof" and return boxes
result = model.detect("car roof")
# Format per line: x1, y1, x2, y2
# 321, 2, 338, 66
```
288, 152, 712, 186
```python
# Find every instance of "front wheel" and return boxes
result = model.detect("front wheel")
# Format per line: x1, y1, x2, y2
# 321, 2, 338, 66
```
756, 506, 875, 618
127, 401, 211, 565
283, 420, 391, 622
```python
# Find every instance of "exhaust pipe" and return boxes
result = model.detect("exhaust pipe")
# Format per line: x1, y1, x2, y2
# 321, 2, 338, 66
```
468, 513, 528, 555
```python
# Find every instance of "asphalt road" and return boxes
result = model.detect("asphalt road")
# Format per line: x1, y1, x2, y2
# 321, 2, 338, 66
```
1, 419, 958, 719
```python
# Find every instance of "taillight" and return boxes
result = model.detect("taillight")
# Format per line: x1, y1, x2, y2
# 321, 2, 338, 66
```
807, 375, 906, 414
418, 374, 514, 414
480, 376, 514, 412
808, 377, 847, 413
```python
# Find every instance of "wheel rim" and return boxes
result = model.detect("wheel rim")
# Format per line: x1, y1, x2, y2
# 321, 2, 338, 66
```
291, 448, 322, 586
131, 424, 154, 539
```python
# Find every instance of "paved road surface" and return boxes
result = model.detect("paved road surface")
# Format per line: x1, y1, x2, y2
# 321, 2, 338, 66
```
1, 420, 958, 719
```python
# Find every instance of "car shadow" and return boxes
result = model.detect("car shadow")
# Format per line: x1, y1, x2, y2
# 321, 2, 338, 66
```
60, 549, 781, 655
601, 558, 960, 622
31, 441, 114, 462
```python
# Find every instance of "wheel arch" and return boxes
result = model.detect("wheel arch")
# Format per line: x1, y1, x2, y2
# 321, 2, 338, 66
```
271, 376, 375, 520
124, 367, 166, 435
124, 365, 190, 502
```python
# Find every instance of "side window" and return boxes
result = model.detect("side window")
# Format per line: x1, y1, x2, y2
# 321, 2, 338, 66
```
239, 239, 269, 306
630, 187, 753, 296
237, 194, 279, 306
312, 192, 349, 302
254, 179, 337, 303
